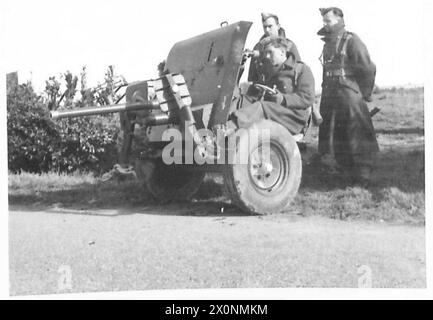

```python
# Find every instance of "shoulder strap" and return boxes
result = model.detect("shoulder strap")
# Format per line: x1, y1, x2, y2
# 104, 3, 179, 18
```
293, 62, 304, 87
337, 31, 353, 57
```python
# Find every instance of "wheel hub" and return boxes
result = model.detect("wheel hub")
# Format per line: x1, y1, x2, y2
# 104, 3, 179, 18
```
249, 145, 284, 190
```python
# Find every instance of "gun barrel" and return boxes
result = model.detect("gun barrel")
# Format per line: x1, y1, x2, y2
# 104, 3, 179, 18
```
50, 101, 160, 119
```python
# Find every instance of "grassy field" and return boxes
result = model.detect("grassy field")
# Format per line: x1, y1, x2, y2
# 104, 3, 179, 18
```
8, 87, 425, 225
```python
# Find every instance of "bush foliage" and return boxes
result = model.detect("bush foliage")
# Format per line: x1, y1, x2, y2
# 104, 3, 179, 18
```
7, 84, 59, 173
51, 113, 119, 174
7, 67, 123, 174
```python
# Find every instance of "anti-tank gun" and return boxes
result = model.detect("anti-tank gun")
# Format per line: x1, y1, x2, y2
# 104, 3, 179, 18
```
51, 21, 305, 215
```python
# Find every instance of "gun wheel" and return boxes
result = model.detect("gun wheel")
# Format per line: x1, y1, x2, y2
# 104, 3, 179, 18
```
223, 120, 302, 215
135, 158, 205, 202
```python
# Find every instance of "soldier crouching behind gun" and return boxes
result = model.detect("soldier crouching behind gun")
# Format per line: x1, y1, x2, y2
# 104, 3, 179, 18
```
226, 36, 315, 135
316, 7, 379, 182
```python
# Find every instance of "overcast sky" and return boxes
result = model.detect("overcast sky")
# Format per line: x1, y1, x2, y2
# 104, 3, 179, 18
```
1, 0, 427, 93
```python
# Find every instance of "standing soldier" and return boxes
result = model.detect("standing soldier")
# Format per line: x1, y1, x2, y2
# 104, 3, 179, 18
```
317, 7, 379, 181
247, 13, 301, 84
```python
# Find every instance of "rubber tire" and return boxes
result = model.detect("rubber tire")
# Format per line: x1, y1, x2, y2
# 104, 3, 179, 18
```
223, 120, 302, 215
135, 158, 205, 202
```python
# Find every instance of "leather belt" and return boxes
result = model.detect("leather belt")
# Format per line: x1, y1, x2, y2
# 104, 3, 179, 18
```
324, 69, 354, 78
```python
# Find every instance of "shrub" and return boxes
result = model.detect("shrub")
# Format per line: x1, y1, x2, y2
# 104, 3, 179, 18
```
51, 109, 119, 174
7, 84, 59, 173
47, 66, 121, 174
7, 79, 121, 174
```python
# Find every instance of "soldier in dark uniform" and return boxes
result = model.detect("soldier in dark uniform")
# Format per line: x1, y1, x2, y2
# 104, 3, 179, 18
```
247, 13, 301, 84
317, 7, 379, 180
228, 37, 315, 135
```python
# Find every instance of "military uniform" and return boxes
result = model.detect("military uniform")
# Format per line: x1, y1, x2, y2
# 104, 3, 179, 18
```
233, 53, 315, 135
317, 20, 379, 172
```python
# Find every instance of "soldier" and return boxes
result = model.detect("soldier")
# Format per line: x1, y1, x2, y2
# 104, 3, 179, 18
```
247, 13, 301, 84
316, 7, 379, 180
228, 36, 315, 135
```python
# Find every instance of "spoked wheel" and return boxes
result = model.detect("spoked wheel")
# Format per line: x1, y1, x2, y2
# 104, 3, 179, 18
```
223, 120, 302, 215
135, 158, 205, 202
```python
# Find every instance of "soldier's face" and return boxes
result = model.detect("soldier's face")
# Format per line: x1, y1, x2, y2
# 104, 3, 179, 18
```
262, 18, 280, 37
322, 11, 340, 30
262, 45, 287, 68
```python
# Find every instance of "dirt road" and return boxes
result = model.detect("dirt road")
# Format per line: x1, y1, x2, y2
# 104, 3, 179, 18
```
9, 206, 425, 295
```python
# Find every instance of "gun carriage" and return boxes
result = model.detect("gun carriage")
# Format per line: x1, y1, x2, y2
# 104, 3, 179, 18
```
51, 21, 307, 215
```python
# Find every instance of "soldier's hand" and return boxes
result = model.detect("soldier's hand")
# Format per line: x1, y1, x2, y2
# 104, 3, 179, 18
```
242, 49, 259, 65
243, 49, 259, 59
363, 95, 373, 102
264, 90, 284, 105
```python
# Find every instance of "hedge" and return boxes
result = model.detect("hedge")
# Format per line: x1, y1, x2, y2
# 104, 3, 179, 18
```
7, 83, 119, 174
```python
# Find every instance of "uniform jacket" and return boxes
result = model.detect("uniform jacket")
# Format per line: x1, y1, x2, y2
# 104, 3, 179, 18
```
260, 55, 315, 134
319, 23, 376, 100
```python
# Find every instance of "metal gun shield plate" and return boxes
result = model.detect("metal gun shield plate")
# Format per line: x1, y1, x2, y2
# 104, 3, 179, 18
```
165, 21, 252, 128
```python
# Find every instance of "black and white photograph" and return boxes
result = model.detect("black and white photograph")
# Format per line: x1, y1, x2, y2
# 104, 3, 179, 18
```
1, 0, 430, 298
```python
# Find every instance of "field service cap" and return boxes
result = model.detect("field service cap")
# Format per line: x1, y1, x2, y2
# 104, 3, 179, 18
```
260, 36, 292, 51
261, 12, 279, 22
319, 7, 344, 17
